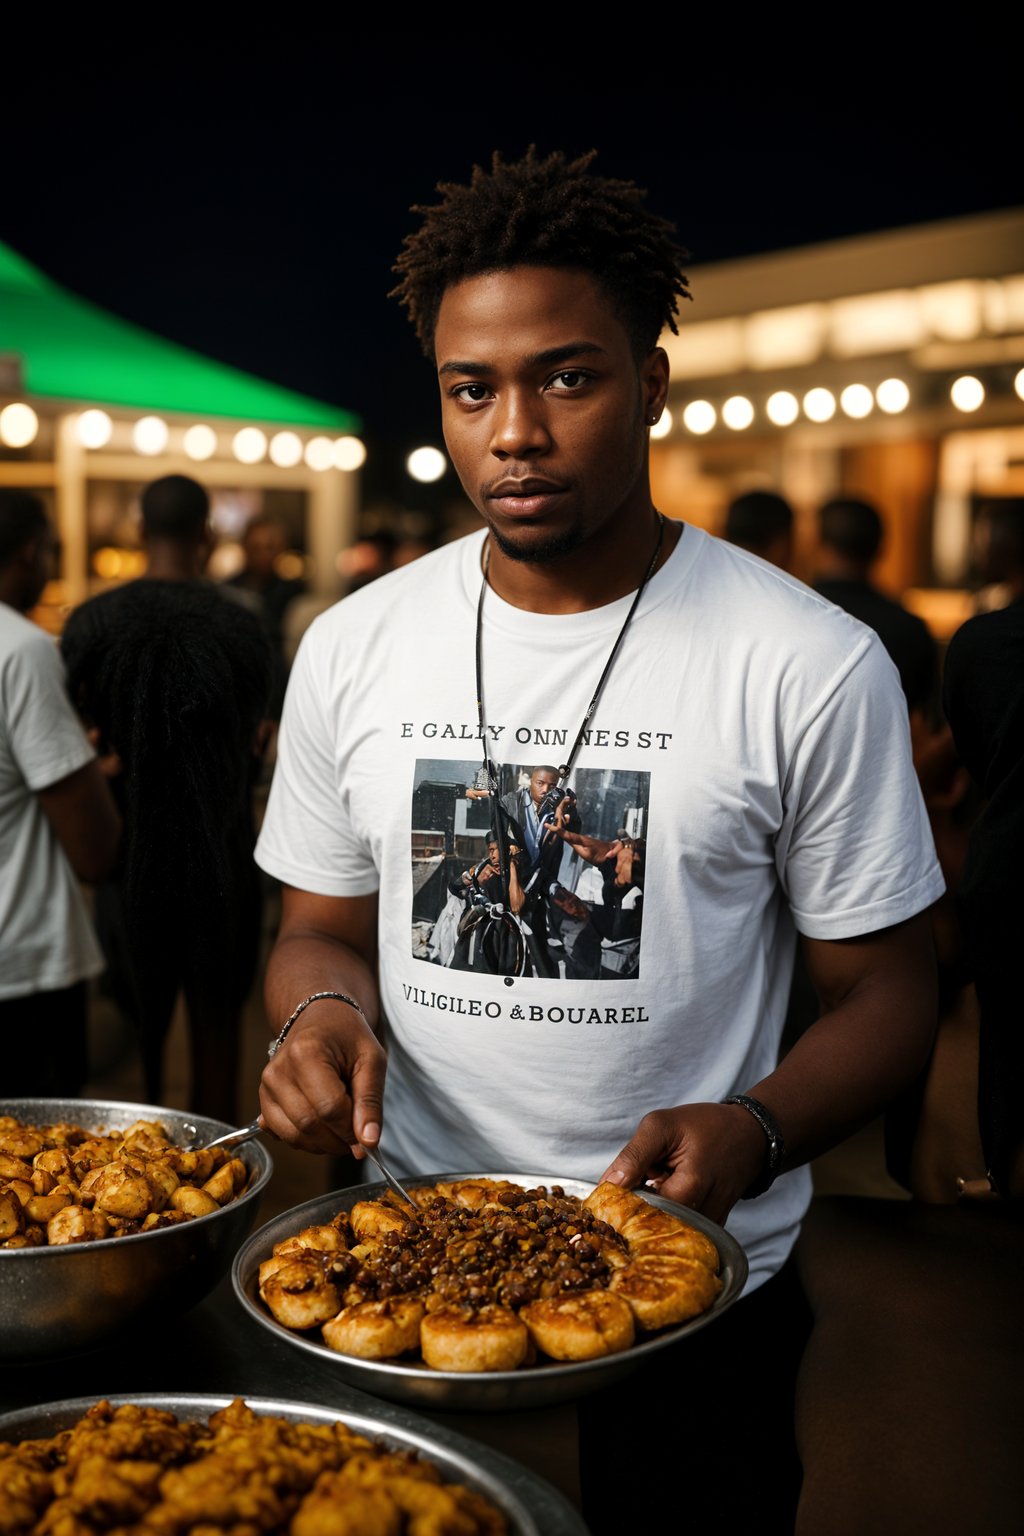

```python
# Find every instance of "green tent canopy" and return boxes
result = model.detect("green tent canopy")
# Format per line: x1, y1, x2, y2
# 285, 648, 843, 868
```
0, 240, 359, 431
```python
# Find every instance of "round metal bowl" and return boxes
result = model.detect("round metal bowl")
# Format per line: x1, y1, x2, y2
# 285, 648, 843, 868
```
233, 1170, 748, 1412
0, 1097, 273, 1363
0, 1393, 579, 1536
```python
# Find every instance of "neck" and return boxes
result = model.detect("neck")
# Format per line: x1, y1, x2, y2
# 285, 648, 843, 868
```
482, 504, 678, 614
144, 541, 204, 581
816, 552, 871, 583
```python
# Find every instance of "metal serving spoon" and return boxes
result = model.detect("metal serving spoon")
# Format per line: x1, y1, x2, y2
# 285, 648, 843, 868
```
183, 1117, 420, 1212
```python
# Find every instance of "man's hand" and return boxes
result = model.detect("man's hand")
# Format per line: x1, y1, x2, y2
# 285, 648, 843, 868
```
260, 998, 386, 1157
555, 828, 624, 864
600, 1103, 769, 1227
259, 887, 383, 1159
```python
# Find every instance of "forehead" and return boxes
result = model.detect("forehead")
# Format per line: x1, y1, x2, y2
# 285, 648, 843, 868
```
531, 768, 557, 783
434, 266, 630, 363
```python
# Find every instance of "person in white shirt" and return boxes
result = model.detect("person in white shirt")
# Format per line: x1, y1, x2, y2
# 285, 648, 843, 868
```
0, 490, 120, 1096
253, 149, 944, 1532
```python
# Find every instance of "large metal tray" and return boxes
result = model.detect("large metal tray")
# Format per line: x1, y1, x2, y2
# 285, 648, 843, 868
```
233, 1170, 748, 1412
0, 1393, 580, 1536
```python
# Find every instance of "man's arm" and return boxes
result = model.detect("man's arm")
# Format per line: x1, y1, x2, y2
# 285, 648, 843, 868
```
600, 911, 938, 1226
258, 886, 387, 1158
37, 761, 121, 883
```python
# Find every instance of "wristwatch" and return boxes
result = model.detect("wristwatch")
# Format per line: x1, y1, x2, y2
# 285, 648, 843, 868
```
724, 1093, 786, 1198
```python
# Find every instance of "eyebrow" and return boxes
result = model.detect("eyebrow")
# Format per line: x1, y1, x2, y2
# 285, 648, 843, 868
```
438, 341, 607, 376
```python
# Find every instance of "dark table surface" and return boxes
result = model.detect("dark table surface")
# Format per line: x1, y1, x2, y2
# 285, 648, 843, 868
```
1, 1268, 590, 1535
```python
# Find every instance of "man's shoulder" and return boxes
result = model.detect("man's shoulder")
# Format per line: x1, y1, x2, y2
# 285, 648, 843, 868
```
302, 535, 477, 647
0, 602, 55, 662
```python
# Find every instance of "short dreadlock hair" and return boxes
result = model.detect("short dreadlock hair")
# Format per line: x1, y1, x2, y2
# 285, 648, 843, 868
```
391, 147, 691, 361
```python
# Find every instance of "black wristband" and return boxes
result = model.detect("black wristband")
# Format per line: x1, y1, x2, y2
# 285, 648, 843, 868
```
724, 1093, 786, 1198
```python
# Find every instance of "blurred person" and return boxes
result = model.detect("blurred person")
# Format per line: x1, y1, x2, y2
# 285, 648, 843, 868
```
813, 494, 939, 721
941, 585, 1024, 1200
337, 529, 398, 593
971, 496, 1024, 610
253, 148, 943, 1532
0, 490, 120, 1096
224, 512, 306, 717
722, 488, 795, 571
60, 474, 274, 1123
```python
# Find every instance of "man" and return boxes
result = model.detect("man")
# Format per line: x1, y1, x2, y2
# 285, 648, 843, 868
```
813, 493, 939, 719
255, 150, 943, 1529
723, 488, 795, 570
446, 834, 527, 973
0, 489, 120, 1095
60, 474, 273, 1122
467, 764, 595, 977
224, 512, 306, 717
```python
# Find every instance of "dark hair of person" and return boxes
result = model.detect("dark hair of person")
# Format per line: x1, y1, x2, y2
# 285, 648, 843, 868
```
391, 147, 691, 360
978, 497, 1024, 557
818, 496, 884, 564
60, 581, 272, 981
140, 474, 209, 541
0, 487, 47, 567
724, 490, 794, 553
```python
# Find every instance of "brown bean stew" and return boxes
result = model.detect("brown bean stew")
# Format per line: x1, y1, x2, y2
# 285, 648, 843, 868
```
258, 1177, 723, 1373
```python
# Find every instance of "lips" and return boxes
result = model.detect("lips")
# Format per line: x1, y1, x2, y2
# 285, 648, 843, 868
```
487, 477, 568, 519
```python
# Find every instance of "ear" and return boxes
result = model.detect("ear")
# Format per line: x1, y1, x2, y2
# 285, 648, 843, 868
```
641, 347, 670, 428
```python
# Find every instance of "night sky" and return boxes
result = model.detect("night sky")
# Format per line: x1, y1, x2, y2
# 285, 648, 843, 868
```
5, 27, 1017, 509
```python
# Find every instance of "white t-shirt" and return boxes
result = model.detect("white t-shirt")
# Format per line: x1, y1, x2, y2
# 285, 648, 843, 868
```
256, 525, 944, 1292
0, 602, 104, 999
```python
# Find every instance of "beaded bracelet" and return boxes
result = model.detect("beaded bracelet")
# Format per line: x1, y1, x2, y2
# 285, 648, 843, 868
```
267, 990, 368, 1059
724, 1093, 786, 1198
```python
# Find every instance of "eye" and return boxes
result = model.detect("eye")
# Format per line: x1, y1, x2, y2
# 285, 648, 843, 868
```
450, 382, 492, 404
546, 369, 594, 393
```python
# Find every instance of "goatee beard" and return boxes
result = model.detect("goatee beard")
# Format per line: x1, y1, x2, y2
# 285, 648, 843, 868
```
486, 523, 584, 564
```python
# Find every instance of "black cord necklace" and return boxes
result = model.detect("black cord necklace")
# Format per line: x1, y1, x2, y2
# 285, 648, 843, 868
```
472, 515, 666, 966
474, 512, 666, 796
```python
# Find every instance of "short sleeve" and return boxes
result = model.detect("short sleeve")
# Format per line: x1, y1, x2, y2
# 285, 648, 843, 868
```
775, 633, 945, 939
3, 631, 94, 792
254, 623, 380, 897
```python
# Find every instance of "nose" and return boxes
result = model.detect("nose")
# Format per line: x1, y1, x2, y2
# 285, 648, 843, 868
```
489, 388, 551, 460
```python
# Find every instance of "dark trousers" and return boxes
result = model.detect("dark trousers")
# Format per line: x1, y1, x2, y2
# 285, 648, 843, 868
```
578, 1252, 811, 1535
1, 981, 88, 1098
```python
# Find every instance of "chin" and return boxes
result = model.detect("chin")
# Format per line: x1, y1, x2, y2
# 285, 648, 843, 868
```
487, 521, 585, 565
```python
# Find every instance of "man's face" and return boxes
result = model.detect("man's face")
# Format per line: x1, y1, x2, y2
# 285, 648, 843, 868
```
245, 523, 285, 579
486, 841, 501, 870
434, 266, 668, 565
529, 768, 558, 806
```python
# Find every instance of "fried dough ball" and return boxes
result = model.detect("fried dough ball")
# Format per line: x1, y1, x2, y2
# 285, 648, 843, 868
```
322, 1296, 426, 1360
291, 1481, 401, 1536
520, 1288, 636, 1361
201, 1157, 247, 1205
259, 1255, 343, 1330
420, 1304, 529, 1373
0, 1151, 34, 1182
90, 1163, 156, 1220
0, 1124, 44, 1159
170, 1186, 220, 1219
610, 1254, 722, 1330
46, 1206, 111, 1245
581, 1180, 645, 1233
350, 1200, 417, 1241
162, 1147, 217, 1183
433, 1178, 515, 1211
276, 1223, 352, 1257
0, 1186, 26, 1240
623, 1222, 720, 1271
33, 1148, 77, 1182
23, 1188, 74, 1225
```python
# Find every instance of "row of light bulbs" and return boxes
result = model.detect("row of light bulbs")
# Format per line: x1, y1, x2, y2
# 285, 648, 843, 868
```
652, 370, 1024, 438
0, 403, 368, 472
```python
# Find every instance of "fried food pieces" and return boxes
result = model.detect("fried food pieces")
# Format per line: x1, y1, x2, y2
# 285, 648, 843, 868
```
259, 1176, 722, 1374
0, 1115, 250, 1249
0, 1397, 508, 1535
